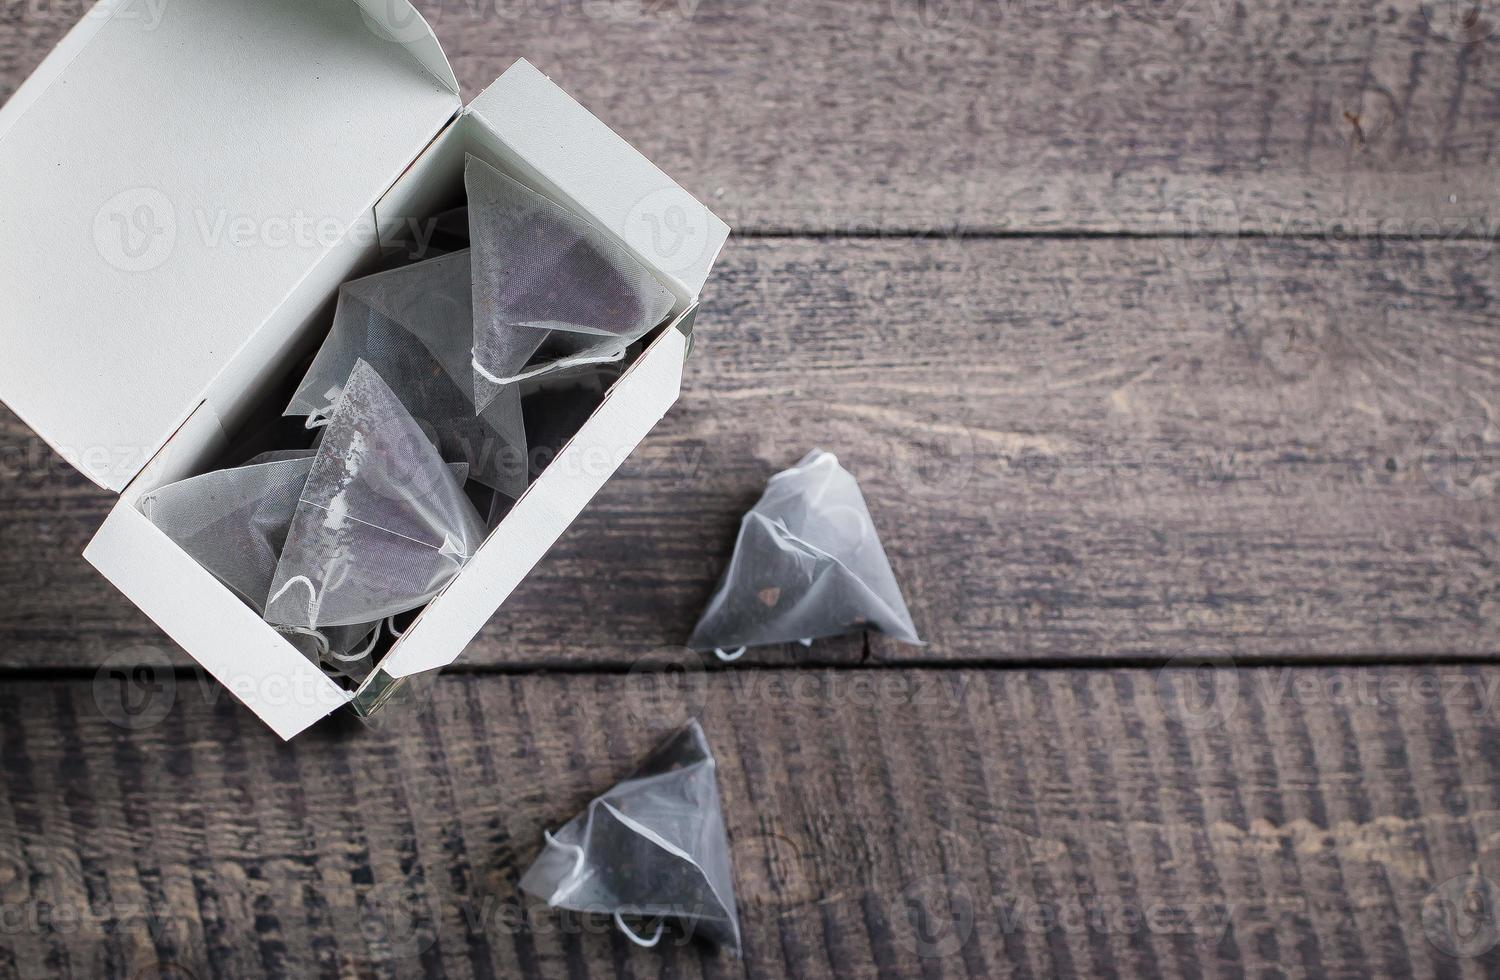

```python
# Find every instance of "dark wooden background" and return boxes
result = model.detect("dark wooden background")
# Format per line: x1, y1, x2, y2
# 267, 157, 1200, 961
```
4, 0, 1500, 977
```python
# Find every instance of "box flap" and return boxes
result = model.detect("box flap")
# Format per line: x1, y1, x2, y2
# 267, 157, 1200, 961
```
346, 0, 459, 95
467, 60, 730, 302
0, 0, 461, 491
84, 501, 353, 741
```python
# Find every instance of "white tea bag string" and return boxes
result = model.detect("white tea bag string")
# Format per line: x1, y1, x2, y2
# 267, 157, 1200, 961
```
469, 343, 627, 389
614, 913, 664, 948
543, 830, 588, 906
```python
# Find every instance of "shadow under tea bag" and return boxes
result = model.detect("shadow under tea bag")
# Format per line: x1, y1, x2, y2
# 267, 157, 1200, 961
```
520, 720, 741, 955
520, 361, 622, 482
424, 205, 470, 256
285, 249, 528, 500
688, 449, 921, 658
266, 360, 487, 629
139, 456, 380, 667
466, 154, 676, 409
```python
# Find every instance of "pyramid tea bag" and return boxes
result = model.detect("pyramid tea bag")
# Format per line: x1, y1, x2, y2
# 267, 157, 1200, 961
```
266, 360, 487, 629
688, 449, 921, 658
466, 154, 676, 409
141, 456, 318, 613
285, 249, 529, 500
520, 721, 741, 954
139, 456, 380, 667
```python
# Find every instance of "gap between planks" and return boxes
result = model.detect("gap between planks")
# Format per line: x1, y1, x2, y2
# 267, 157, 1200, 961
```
6, 652, 1500, 684
734, 229, 1500, 242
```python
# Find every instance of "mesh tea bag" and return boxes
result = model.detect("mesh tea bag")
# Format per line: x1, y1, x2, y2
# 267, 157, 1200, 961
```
285, 249, 528, 500
466, 154, 676, 408
141, 456, 318, 613
244, 449, 317, 464
266, 360, 488, 629
688, 449, 921, 658
520, 721, 741, 954
139, 456, 380, 667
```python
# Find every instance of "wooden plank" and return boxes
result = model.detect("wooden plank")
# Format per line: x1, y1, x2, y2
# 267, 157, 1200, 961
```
1, 0, 1497, 233
3, 236, 1498, 669
1, 665, 1499, 978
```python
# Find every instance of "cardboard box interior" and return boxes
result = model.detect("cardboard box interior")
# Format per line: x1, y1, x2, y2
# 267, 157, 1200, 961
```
2, 0, 728, 739
87, 113, 693, 736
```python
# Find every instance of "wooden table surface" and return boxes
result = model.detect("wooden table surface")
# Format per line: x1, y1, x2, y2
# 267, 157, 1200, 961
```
3, 1, 1500, 977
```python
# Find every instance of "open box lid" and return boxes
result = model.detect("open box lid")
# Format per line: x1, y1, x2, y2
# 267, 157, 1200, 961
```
0, 0, 461, 492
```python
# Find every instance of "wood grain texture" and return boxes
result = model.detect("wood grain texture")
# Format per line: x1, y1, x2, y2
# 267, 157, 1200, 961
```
2, 0, 1498, 233
2, 236, 1497, 669
2, 665, 1500, 978
3, 5, 1498, 980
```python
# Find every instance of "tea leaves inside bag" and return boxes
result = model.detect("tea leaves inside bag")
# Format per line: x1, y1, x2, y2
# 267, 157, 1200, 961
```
286, 249, 528, 500
266, 360, 487, 629
466, 154, 676, 406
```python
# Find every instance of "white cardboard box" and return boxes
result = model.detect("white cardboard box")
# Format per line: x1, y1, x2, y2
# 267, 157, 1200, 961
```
0, 0, 730, 738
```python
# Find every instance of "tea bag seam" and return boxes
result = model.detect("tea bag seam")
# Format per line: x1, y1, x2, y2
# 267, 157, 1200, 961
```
597, 800, 738, 937
296, 499, 472, 562
274, 624, 330, 659
598, 801, 695, 863
346, 251, 488, 393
